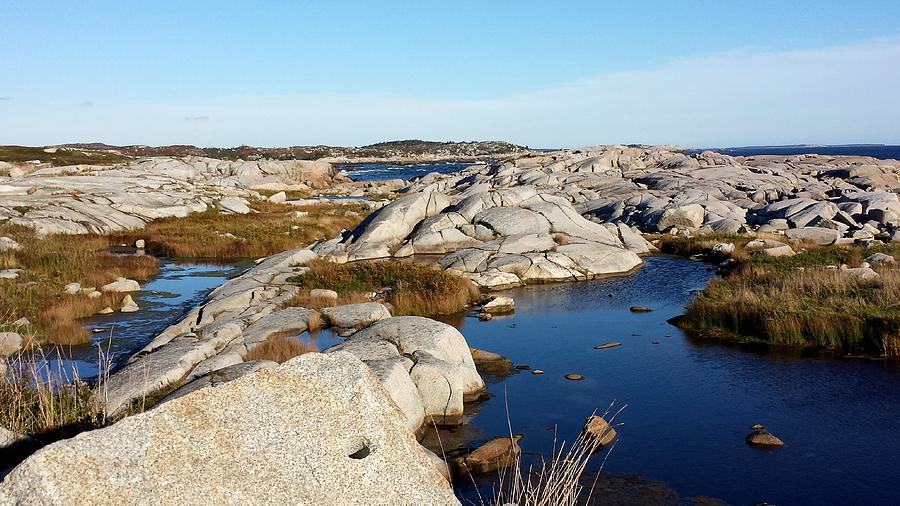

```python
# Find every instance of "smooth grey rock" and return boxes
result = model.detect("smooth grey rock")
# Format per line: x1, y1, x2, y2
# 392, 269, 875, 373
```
656, 204, 705, 231
468, 269, 521, 290
0, 332, 23, 357
473, 207, 551, 236
159, 360, 278, 404
101, 277, 141, 293
0, 237, 20, 252
784, 227, 840, 245
327, 316, 484, 427
241, 307, 320, 350
320, 302, 391, 329
0, 353, 460, 505
219, 196, 251, 214
865, 253, 895, 265
482, 295, 515, 314
309, 288, 338, 299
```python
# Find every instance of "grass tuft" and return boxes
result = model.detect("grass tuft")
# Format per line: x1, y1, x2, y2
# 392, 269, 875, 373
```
245, 334, 318, 363
666, 234, 900, 355
287, 259, 479, 316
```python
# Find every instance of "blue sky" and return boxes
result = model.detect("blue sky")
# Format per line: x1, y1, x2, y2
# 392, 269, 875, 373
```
2, 1, 899, 148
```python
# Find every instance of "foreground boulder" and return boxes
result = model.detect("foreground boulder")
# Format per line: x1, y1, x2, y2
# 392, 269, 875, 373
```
326, 316, 485, 429
0, 352, 459, 505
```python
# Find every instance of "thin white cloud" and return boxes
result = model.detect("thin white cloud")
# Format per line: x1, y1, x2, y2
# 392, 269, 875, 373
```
2, 37, 899, 147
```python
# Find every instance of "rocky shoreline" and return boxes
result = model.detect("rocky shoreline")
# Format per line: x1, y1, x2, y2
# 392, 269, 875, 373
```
3, 144, 900, 503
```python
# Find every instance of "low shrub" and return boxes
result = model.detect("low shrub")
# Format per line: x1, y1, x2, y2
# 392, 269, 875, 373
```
288, 259, 480, 316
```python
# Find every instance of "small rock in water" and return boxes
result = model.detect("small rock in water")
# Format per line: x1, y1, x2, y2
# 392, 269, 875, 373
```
565, 373, 584, 381
453, 435, 522, 476
629, 306, 653, 313
515, 364, 531, 371
92, 328, 105, 334
478, 312, 493, 321
746, 424, 784, 447
594, 342, 621, 350
651, 341, 660, 345
582, 415, 618, 447
469, 347, 514, 375
120, 295, 139, 313
532, 369, 544, 375
482, 295, 515, 314
98, 307, 114, 315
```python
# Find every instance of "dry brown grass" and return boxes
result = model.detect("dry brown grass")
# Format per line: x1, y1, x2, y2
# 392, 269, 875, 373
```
0, 321, 113, 440
0, 224, 158, 345
884, 334, 900, 359
286, 259, 480, 316
108, 201, 367, 259
552, 233, 570, 246
284, 291, 370, 310
685, 259, 900, 354
658, 232, 900, 356
0, 353, 101, 438
245, 334, 318, 363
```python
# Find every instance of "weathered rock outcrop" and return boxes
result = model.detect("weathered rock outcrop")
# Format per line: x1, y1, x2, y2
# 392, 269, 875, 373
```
401, 146, 900, 244
314, 187, 648, 289
0, 156, 347, 236
0, 352, 460, 505
103, 248, 320, 416
326, 316, 485, 429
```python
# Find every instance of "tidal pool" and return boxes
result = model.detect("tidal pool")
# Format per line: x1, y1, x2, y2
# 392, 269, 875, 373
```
44, 259, 249, 380
439, 255, 900, 505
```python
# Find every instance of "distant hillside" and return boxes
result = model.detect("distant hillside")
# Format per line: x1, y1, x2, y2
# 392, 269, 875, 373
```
33, 140, 530, 163
0, 145, 131, 167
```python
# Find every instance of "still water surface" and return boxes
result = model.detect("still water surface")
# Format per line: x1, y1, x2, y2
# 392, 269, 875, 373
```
62, 254, 900, 504
443, 256, 900, 505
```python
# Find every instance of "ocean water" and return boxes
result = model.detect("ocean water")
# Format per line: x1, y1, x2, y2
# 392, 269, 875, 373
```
340, 162, 483, 182
706, 145, 900, 160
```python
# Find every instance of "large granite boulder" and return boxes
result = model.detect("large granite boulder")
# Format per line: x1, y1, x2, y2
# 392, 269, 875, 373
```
0, 352, 460, 505
314, 192, 452, 261
326, 316, 484, 428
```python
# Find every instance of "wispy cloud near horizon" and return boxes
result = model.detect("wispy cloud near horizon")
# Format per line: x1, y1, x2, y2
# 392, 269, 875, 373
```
2, 37, 899, 148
